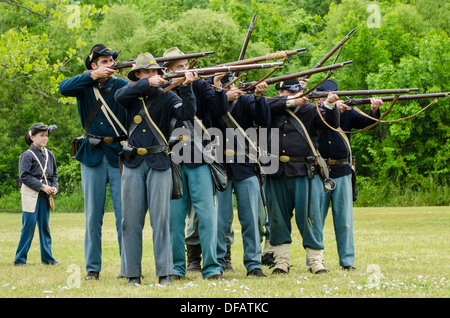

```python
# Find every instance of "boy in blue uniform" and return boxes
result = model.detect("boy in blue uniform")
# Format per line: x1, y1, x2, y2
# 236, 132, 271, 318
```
59, 44, 128, 280
15, 123, 58, 266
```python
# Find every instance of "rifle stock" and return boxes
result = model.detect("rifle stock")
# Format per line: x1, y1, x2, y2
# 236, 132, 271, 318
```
344, 93, 449, 106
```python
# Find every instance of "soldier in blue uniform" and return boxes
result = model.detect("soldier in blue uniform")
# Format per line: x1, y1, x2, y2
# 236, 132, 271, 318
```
316, 80, 383, 271
216, 73, 270, 277
162, 47, 229, 280
265, 78, 340, 274
114, 52, 197, 286
59, 44, 128, 280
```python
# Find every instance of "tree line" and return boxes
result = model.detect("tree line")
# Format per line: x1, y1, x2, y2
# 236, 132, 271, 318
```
0, 0, 448, 209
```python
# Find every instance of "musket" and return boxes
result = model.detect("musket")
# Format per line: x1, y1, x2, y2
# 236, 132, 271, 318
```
234, 14, 258, 77
344, 92, 449, 106
239, 61, 353, 90
120, 51, 214, 68
238, 14, 258, 61
162, 62, 284, 79
83, 51, 215, 73
308, 88, 420, 99
301, 29, 355, 81
218, 48, 307, 67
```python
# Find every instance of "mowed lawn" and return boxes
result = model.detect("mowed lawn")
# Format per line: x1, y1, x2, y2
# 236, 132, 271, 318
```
0, 206, 448, 299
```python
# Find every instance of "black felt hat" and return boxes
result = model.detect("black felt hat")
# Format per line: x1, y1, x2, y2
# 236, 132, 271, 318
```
85, 44, 120, 70
315, 80, 338, 92
275, 78, 304, 92
24, 123, 58, 145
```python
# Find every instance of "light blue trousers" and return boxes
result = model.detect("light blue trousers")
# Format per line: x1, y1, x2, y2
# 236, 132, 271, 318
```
120, 161, 173, 277
14, 194, 56, 264
170, 164, 222, 279
321, 174, 355, 266
217, 176, 262, 273
81, 156, 122, 272
266, 174, 325, 250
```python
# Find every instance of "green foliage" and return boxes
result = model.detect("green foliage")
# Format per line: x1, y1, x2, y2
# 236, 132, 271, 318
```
0, 0, 448, 207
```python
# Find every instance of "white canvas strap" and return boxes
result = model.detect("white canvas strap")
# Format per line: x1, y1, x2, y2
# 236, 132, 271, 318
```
93, 87, 127, 136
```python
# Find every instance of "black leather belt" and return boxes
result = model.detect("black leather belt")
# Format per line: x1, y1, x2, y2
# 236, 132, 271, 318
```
85, 133, 127, 144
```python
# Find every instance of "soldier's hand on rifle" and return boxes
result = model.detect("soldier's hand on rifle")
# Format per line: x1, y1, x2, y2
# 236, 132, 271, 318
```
90, 66, 118, 80
323, 93, 339, 109
254, 82, 268, 97
370, 98, 383, 115
148, 75, 168, 87
336, 100, 351, 113
326, 92, 340, 104
299, 78, 308, 89
183, 71, 197, 85
294, 96, 309, 107
226, 87, 245, 101
214, 73, 226, 88
286, 93, 309, 107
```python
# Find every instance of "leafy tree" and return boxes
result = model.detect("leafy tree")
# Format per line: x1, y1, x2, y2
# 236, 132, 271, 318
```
0, 0, 448, 207
0, 0, 105, 196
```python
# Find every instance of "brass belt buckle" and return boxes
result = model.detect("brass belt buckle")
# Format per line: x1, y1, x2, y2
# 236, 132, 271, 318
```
136, 148, 148, 155
103, 137, 114, 143
327, 159, 337, 165
224, 149, 235, 156
280, 155, 290, 162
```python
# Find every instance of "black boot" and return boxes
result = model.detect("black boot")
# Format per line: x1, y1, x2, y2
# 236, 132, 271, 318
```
224, 245, 234, 272
186, 244, 202, 272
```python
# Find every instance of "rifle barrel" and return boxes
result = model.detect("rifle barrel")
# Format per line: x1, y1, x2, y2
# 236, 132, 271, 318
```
240, 61, 353, 89
220, 48, 307, 67
110, 51, 215, 70
309, 88, 420, 99
162, 62, 284, 79
238, 14, 258, 61
303, 29, 355, 80
345, 93, 449, 106
157, 51, 215, 63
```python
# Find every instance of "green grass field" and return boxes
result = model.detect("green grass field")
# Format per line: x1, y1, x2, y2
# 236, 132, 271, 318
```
0, 206, 449, 299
